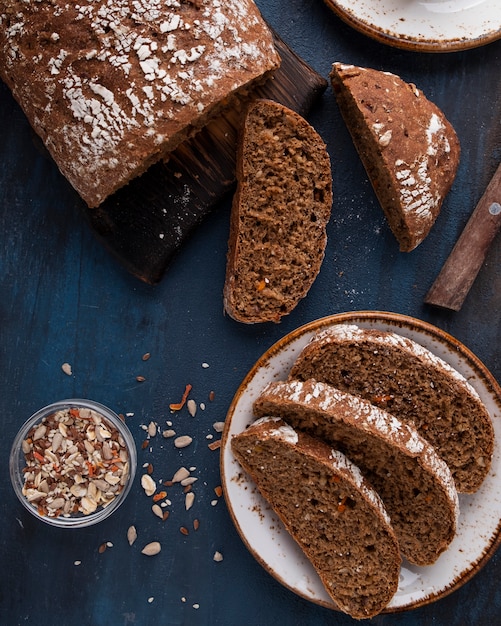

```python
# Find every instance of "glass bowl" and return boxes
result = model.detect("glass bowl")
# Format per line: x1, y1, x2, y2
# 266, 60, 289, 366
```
10, 399, 137, 528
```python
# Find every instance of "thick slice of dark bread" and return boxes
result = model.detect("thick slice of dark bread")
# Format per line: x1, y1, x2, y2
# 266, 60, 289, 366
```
253, 379, 459, 566
330, 62, 460, 252
289, 324, 494, 493
231, 416, 401, 619
223, 99, 332, 323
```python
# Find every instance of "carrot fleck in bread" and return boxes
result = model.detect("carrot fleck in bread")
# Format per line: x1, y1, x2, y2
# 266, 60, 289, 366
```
223, 99, 332, 323
253, 379, 459, 566
231, 416, 401, 619
330, 62, 460, 251
289, 324, 494, 493
0, 1, 280, 207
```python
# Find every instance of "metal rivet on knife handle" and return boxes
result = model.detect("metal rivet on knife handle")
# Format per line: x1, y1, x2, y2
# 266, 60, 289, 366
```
425, 162, 501, 311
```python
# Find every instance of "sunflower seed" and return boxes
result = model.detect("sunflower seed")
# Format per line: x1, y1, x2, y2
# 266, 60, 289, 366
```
141, 541, 161, 556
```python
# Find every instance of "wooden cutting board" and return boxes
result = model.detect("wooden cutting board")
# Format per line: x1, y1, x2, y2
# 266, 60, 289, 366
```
82, 31, 327, 284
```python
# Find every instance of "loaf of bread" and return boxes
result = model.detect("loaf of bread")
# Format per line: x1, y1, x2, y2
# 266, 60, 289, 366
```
253, 379, 459, 566
289, 324, 494, 493
231, 416, 401, 619
223, 99, 332, 323
0, 1, 280, 207
330, 62, 460, 251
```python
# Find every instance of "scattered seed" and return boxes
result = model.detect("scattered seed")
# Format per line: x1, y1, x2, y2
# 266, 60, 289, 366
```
181, 477, 198, 487
169, 384, 192, 411
152, 490, 167, 502
127, 525, 137, 546
213, 422, 225, 433
200, 402, 206, 410
147, 421, 157, 437
98, 543, 107, 554
147, 463, 154, 475
183, 484, 192, 494
141, 439, 149, 450
147, 597, 154, 604
61, 362, 72, 376
162, 429, 176, 438
193, 519, 200, 531
193, 603, 200, 609
211, 500, 218, 506
136, 375, 146, 382
214, 485, 223, 498
201, 362, 209, 369
187, 399, 197, 417
142, 353, 151, 361
185, 492, 195, 511
74, 560, 82, 566
174, 435, 193, 449
209, 391, 215, 401
152, 504, 164, 519
162, 510, 170, 521
172, 467, 190, 483
180, 526, 189, 536
141, 541, 161, 556
208, 439, 221, 451
141, 474, 156, 496
213, 551, 223, 562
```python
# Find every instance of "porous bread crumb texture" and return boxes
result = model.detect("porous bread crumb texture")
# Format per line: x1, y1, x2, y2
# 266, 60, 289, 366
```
330, 62, 460, 252
223, 99, 332, 323
253, 379, 458, 566
231, 419, 401, 619
290, 324, 494, 493
0, 0, 280, 207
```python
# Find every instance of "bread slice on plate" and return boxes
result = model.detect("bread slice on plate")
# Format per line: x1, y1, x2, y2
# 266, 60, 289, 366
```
330, 62, 460, 251
223, 99, 332, 323
289, 324, 494, 493
0, 1, 280, 207
231, 416, 401, 619
253, 379, 459, 566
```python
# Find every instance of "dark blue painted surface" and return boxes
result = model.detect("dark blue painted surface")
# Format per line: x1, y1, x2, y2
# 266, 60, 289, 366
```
1, 1, 500, 624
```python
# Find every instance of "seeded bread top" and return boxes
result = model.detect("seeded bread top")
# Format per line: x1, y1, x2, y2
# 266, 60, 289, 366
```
231, 416, 401, 619
289, 324, 494, 493
253, 378, 459, 566
330, 62, 460, 251
0, 0, 280, 207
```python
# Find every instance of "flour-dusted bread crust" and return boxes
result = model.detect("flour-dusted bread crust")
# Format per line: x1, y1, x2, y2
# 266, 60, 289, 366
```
253, 379, 459, 566
0, 1, 280, 207
223, 99, 332, 323
330, 62, 460, 251
231, 416, 401, 619
289, 324, 494, 493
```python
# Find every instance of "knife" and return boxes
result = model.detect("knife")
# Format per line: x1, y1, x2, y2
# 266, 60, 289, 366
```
425, 162, 501, 311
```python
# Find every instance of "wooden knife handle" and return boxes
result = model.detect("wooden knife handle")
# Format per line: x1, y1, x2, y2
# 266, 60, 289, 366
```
425, 162, 501, 311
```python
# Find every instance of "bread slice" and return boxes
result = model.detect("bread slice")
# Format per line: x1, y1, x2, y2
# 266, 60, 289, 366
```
289, 324, 494, 493
0, 1, 280, 207
330, 62, 460, 251
253, 379, 459, 566
231, 416, 401, 619
223, 99, 332, 323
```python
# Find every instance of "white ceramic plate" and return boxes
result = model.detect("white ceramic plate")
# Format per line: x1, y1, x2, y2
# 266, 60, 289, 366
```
324, 0, 501, 52
221, 311, 501, 612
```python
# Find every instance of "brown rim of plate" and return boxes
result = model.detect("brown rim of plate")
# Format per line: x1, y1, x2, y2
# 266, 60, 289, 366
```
323, 0, 501, 53
221, 310, 501, 613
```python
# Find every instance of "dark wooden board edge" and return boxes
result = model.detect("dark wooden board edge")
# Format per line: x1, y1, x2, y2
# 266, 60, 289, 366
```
82, 30, 327, 284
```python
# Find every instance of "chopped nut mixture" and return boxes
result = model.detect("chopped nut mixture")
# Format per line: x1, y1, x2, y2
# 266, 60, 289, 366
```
21, 406, 129, 518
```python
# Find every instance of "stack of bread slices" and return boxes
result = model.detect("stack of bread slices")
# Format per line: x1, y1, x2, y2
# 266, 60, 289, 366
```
231, 324, 494, 619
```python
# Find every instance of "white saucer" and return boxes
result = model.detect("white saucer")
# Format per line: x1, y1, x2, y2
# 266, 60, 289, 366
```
221, 312, 501, 613
324, 0, 501, 51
